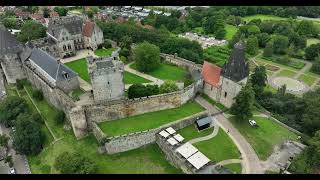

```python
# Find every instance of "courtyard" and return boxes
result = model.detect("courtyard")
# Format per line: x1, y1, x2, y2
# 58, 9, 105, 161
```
99, 101, 205, 137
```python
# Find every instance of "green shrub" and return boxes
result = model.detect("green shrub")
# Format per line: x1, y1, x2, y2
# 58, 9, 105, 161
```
32, 89, 43, 101
103, 40, 112, 49
55, 110, 66, 125
16, 79, 24, 90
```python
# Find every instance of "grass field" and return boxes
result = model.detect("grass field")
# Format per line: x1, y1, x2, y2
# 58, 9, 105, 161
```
224, 163, 242, 174
276, 69, 297, 78
193, 130, 241, 162
298, 74, 317, 86
124, 71, 151, 84
260, 55, 305, 70
130, 62, 187, 82
307, 38, 320, 47
99, 101, 205, 136
65, 59, 150, 84
94, 48, 116, 57
229, 116, 298, 160
177, 124, 213, 141
15, 84, 181, 174
242, 14, 287, 22
65, 58, 91, 83
225, 24, 238, 41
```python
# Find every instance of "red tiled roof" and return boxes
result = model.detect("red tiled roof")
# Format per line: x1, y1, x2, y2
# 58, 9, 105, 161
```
82, 21, 95, 37
202, 61, 222, 88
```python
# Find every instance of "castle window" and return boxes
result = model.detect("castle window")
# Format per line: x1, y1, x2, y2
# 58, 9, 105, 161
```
68, 44, 71, 50
62, 37, 65, 41
66, 37, 68, 40
224, 92, 227, 98
107, 81, 110, 84
211, 85, 213, 91
63, 45, 66, 51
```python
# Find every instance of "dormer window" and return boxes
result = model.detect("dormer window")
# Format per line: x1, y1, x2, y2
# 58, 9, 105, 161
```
62, 71, 69, 79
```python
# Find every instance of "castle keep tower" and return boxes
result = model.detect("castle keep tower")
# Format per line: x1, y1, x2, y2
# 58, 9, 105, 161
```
87, 55, 125, 102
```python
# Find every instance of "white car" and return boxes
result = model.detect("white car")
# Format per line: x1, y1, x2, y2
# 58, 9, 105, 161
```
8, 168, 16, 174
249, 120, 258, 127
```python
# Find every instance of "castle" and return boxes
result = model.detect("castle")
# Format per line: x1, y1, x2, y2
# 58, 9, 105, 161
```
29, 16, 104, 59
202, 42, 249, 108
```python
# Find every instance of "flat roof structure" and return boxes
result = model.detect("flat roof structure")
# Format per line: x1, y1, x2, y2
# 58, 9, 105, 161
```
196, 116, 213, 127
187, 151, 210, 170
166, 127, 176, 135
167, 137, 178, 146
176, 142, 198, 159
173, 134, 184, 142
159, 130, 170, 138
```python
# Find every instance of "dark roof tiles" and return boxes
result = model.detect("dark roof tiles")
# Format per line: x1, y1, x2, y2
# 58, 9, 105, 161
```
0, 26, 24, 55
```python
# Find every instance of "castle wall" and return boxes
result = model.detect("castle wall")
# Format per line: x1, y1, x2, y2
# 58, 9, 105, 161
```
219, 77, 247, 108
203, 83, 220, 102
103, 111, 208, 154
56, 76, 80, 93
0, 54, 26, 83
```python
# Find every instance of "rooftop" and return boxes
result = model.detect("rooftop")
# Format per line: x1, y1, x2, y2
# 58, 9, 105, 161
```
202, 61, 222, 88
0, 26, 24, 55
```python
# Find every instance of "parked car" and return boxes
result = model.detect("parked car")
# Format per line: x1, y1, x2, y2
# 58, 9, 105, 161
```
249, 120, 259, 128
8, 168, 16, 174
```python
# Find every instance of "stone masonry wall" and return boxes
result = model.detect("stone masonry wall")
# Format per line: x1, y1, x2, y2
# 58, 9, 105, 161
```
103, 111, 208, 154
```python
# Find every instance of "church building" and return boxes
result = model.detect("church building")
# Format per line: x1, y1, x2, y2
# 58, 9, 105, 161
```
202, 42, 250, 108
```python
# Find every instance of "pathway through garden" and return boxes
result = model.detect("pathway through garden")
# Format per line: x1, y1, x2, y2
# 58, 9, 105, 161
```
124, 62, 164, 85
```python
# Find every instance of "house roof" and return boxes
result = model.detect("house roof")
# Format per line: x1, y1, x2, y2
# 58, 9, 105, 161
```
0, 26, 24, 55
82, 21, 95, 37
29, 48, 77, 82
48, 16, 83, 38
196, 116, 212, 127
222, 42, 249, 82
202, 61, 222, 88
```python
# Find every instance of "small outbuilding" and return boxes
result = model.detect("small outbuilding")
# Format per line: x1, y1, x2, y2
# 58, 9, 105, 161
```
195, 116, 213, 131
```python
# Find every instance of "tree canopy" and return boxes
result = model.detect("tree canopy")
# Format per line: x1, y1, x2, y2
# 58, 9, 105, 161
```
133, 42, 160, 72
0, 96, 29, 127
17, 21, 47, 43
159, 80, 179, 94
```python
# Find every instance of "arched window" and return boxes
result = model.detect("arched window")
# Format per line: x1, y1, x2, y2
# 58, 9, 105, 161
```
68, 44, 71, 50
63, 45, 66, 51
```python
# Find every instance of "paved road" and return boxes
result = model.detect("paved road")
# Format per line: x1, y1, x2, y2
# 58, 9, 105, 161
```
195, 96, 263, 174
0, 124, 30, 174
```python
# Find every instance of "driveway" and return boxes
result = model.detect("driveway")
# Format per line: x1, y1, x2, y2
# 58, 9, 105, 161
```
0, 124, 31, 174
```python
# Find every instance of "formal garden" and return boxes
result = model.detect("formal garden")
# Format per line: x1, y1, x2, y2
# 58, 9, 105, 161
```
99, 101, 205, 137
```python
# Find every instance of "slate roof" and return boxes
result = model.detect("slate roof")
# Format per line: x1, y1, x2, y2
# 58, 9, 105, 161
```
202, 61, 222, 88
222, 42, 249, 82
196, 116, 212, 127
48, 16, 83, 38
29, 48, 77, 82
0, 26, 24, 55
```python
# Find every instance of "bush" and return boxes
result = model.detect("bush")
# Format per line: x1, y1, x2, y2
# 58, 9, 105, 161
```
16, 79, 24, 90
55, 111, 66, 125
120, 56, 128, 64
32, 89, 43, 101
128, 84, 159, 99
102, 40, 112, 49
159, 80, 179, 94
278, 55, 291, 65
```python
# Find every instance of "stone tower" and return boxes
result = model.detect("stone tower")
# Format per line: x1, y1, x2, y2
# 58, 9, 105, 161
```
87, 55, 125, 102
218, 41, 249, 108
0, 25, 29, 83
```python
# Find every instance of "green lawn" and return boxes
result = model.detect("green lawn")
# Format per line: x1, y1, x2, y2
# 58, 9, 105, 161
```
307, 38, 320, 47
229, 116, 298, 160
124, 71, 151, 84
99, 101, 205, 136
64, 58, 91, 83
276, 69, 297, 78
193, 130, 241, 162
177, 125, 214, 141
261, 55, 305, 70
225, 24, 238, 41
242, 14, 287, 22
94, 48, 116, 57
20, 84, 181, 174
223, 163, 242, 174
130, 62, 187, 82
298, 74, 317, 86
65, 58, 150, 84
265, 84, 278, 94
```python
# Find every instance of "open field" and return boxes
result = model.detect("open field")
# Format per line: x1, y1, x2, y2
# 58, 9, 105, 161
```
229, 116, 298, 160
177, 124, 213, 141
307, 38, 320, 47
124, 71, 151, 84
99, 101, 205, 136
224, 163, 242, 174
298, 74, 317, 86
130, 62, 187, 82
242, 14, 287, 22
276, 69, 297, 78
225, 24, 238, 41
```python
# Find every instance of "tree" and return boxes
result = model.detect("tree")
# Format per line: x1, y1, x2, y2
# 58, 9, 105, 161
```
278, 54, 291, 65
102, 40, 112, 49
296, 20, 318, 37
289, 32, 307, 50
0, 135, 9, 148
86, 10, 94, 19
0, 96, 29, 127
133, 42, 160, 73
272, 35, 289, 54
246, 36, 259, 55
230, 82, 255, 122
301, 89, 320, 135
251, 66, 267, 98
12, 113, 44, 155
159, 80, 179, 94
54, 152, 97, 174
128, 84, 159, 99
17, 21, 47, 43
42, 7, 50, 18
119, 35, 132, 50
311, 57, 320, 74
257, 33, 271, 48
53, 7, 68, 16
2, 18, 18, 29
247, 25, 261, 36
305, 43, 320, 61
179, 49, 201, 64
55, 110, 65, 125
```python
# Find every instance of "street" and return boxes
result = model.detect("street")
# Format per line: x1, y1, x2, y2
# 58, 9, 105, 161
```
0, 124, 30, 174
